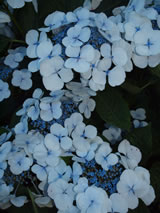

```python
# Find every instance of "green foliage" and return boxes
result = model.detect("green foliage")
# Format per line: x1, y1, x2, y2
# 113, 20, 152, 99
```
126, 124, 152, 164
150, 65, 160, 78
95, 86, 131, 131
0, 35, 10, 55
13, 3, 38, 35
128, 201, 150, 213
94, 0, 128, 14
150, 162, 160, 200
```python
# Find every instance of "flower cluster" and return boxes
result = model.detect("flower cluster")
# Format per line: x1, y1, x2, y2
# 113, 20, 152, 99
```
0, 110, 155, 212
0, 0, 159, 212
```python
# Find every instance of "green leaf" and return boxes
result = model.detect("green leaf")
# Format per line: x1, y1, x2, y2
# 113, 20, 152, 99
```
126, 124, 152, 163
14, 3, 38, 35
95, 87, 131, 130
0, 35, 10, 55
150, 162, 160, 200
128, 200, 150, 213
121, 81, 142, 95
150, 65, 160, 78
94, 0, 128, 14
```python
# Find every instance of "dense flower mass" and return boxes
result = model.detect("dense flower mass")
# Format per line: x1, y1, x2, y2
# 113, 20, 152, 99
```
0, 0, 159, 212
0, 111, 155, 212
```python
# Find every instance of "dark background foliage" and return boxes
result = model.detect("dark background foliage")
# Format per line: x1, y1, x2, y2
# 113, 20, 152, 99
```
0, 0, 160, 212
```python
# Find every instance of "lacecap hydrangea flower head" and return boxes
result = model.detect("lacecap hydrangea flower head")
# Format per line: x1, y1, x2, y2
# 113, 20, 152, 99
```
0, 0, 159, 212
0, 110, 155, 212
24, 0, 160, 95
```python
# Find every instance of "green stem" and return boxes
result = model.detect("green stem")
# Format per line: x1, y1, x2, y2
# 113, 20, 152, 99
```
2, 3, 24, 37
27, 188, 39, 213
11, 39, 26, 44
31, 179, 41, 195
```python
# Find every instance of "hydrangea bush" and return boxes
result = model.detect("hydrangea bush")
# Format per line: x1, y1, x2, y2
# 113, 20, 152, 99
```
0, 0, 160, 212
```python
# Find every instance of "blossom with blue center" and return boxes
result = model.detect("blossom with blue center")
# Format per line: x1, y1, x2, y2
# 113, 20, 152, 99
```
31, 162, 49, 181
4, 47, 26, 69
130, 108, 146, 120
134, 28, 160, 56
50, 123, 72, 151
13, 133, 41, 155
33, 133, 61, 167
95, 143, 118, 170
40, 97, 62, 122
16, 88, 43, 122
65, 44, 95, 73
64, 112, 83, 136
8, 151, 33, 175
118, 140, 142, 169
102, 126, 122, 145
40, 11, 68, 32
78, 97, 96, 119
0, 79, 10, 102
76, 185, 111, 213
124, 12, 152, 41
62, 25, 91, 47
47, 179, 75, 211
72, 122, 97, 153
11, 69, 32, 90
117, 169, 150, 209
26, 30, 47, 58
133, 120, 148, 128
40, 56, 73, 91
48, 159, 71, 184
74, 7, 91, 27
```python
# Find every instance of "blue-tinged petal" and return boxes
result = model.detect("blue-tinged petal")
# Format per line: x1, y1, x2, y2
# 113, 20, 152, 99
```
14, 121, 28, 134
7, 0, 25, 8
65, 46, 80, 57
10, 196, 27, 207
37, 40, 53, 59
33, 88, 43, 99
40, 109, 53, 121
39, 31, 48, 42
112, 47, 128, 66
49, 90, 65, 101
66, 12, 77, 23
51, 44, 62, 56
28, 105, 40, 120
14, 53, 23, 62
58, 68, 73, 83
108, 66, 126, 87
80, 45, 95, 62
0, 12, 11, 23
65, 58, 78, 69
28, 59, 40, 72
43, 74, 64, 91
79, 27, 91, 42
75, 7, 90, 21
100, 43, 111, 58
26, 45, 37, 58
51, 102, 62, 119
44, 12, 55, 26
26, 30, 39, 45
